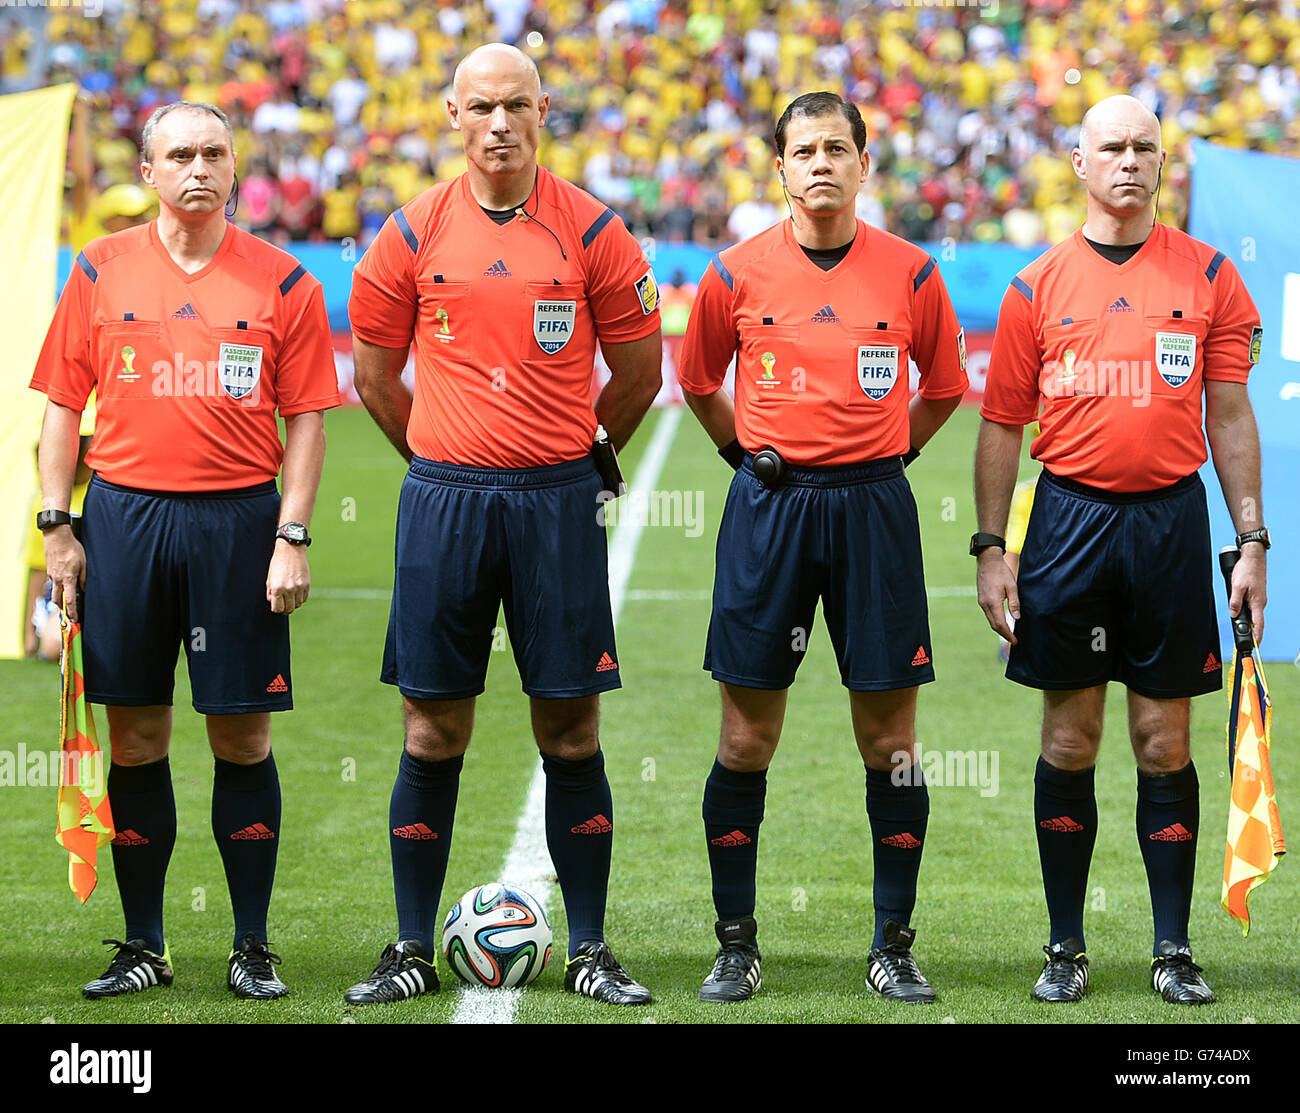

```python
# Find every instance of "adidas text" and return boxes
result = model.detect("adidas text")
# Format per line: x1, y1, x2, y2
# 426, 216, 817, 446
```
50, 1045, 151, 1094
890, 742, 999, 797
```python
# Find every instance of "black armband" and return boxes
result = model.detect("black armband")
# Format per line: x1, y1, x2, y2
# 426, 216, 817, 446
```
718, 438, 745, 470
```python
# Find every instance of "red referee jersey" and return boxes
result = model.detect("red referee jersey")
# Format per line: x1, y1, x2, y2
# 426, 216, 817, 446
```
348, 167, 661, 468
677, 220, 967, 466
982, 223, 1261, 492
29, 222, 340, 491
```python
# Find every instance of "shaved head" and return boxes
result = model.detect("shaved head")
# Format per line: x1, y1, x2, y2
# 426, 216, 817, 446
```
453, 43, 540, 104
1078, 94, 1160, 160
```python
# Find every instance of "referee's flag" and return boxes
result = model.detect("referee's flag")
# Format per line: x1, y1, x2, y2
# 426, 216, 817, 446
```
55, 619, 114, 903
1221, 648, 1285, 934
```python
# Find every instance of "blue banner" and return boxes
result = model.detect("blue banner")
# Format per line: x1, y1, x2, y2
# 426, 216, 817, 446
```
1190, 138, 1300, 662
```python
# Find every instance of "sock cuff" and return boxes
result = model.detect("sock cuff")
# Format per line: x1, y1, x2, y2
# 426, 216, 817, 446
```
703, 760, 768, 827
1036, 756, 1097, 795
398, 749, 465, 791
865, 761, 927, 792
1137, 760, 1198, 802
213, 752, 278, 792
540, 748, 605, 791
108, 756, 172, 793
865, 767, 930, 822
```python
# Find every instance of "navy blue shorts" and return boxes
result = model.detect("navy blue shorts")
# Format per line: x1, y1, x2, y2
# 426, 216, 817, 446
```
1007, 469, 1222, 698
382, 455, 620, 701
80, 476, 291, 714
705, 456, 935, 691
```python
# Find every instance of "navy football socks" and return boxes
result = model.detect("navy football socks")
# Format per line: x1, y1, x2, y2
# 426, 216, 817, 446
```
107, 757, 176, 955
865, 763, 929, 949
541, 749, 614, 958
1034, 756, 1098, 950
212, 753, 281, 949
1137, 761, 1199, 955
701, 758, 767, 923
389, 750, 462, 953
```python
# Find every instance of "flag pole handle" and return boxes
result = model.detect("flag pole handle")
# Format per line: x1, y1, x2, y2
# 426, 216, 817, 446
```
1218, 545, 1255, 655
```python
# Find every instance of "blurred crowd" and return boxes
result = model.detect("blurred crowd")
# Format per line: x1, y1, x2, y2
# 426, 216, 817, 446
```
2, 0, 1299, 250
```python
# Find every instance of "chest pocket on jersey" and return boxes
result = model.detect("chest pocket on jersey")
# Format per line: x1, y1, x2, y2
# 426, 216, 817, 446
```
737, 324, 800, 403
1144, 315, 1207, 391
96, 319, 162, 402
210, 327, 274, 407
1039, 318, 1098, 398
845, 327, 910, 404
415, 280, 471, 349
523, 281, 583, 356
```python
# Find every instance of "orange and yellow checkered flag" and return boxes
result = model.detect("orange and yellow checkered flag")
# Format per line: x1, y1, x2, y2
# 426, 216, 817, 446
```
1222, 648, 1284, 933
54, 619, 114, 903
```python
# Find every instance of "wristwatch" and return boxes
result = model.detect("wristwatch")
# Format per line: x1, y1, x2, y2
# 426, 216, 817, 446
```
1236, 527, 1270, 551
969, 532, 1007, 557
36, 509, 73, 532
275, 522, 312, 547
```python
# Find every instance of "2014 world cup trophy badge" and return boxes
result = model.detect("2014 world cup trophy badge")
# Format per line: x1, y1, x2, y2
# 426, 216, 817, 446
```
116, 345, 139, 381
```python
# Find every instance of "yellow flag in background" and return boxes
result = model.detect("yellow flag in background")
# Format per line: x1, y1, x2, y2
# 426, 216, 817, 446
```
0, 84, 77, 659
56, 618, 114, 903
1222, 651, 1286, 934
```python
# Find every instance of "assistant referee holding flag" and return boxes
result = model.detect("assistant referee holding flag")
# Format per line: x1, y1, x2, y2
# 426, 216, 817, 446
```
975, 94, 1268, 1005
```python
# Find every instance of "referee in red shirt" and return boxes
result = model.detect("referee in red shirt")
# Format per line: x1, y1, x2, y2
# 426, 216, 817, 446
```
32, 101, 339, 1000
975, 95, 1268, 1005
677, 92, 967, 1004
345, 44, 662, 1007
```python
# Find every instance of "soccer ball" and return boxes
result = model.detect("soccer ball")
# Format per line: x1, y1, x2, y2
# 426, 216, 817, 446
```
442, 883, 553, 988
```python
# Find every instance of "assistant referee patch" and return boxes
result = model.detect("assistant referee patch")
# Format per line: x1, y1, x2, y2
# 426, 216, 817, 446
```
1249, 326, 1263, 364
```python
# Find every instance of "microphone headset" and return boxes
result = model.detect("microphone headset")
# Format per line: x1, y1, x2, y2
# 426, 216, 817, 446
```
779, 168, 804, 202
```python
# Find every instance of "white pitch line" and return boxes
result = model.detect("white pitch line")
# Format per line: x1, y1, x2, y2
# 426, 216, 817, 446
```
452, 406, 683, 1025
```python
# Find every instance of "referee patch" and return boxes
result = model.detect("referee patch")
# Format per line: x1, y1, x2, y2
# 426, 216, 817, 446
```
1249, 326, 1263, 364
957, 327, 967, 373
634, 269, 659, 315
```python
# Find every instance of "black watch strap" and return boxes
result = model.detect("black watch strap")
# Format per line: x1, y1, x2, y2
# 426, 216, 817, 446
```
36, 509, 73, 532
970, 532, 1007, 557
276, 522, 312, 546
1236, 527, 1270, 551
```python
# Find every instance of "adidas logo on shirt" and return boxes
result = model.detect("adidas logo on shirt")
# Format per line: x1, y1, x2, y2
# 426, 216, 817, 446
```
172, 302, 199, 319
1106, 296, 1134, 314
483, 259, 511, 277
810, 304, 839, 322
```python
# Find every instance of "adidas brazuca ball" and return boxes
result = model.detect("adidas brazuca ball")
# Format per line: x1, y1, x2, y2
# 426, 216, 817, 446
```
442, 883, 553, 988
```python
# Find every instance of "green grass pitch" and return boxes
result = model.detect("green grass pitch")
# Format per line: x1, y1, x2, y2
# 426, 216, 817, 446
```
1, 404, 1295, 1025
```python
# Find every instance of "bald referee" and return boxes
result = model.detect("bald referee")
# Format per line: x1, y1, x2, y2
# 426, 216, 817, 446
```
975, 94, 1267, 1005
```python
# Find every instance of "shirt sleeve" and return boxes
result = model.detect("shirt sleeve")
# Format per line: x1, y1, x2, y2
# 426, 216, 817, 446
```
911, 259, 968, 400
275, 274, 342, 416
980, 279, 1042, 425
1202, 255, 1260, 384
348, 210, 419, 348
29, 261, 96, 410
675, 259, 737, 396
583, 210, 662, 343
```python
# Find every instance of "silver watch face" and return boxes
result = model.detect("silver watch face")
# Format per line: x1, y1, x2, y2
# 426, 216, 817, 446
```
278, 524, 308, 543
